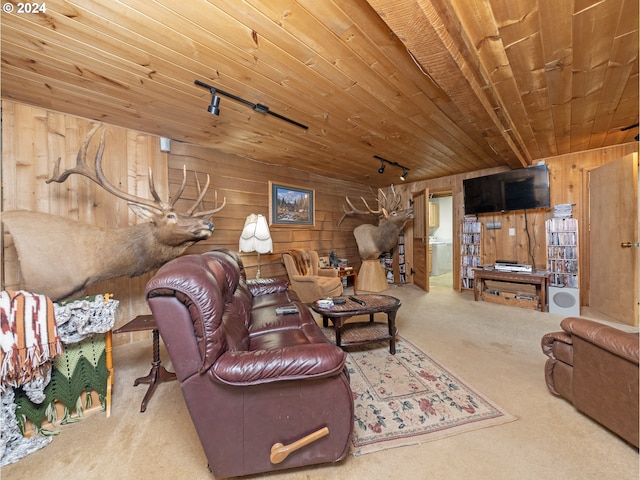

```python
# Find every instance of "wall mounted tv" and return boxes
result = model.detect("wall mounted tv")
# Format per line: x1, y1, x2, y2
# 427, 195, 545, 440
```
463, 165, 551, 215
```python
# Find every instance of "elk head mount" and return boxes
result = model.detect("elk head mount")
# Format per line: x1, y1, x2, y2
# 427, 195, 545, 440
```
2, 124, 226, 302
339, 185, 413, 260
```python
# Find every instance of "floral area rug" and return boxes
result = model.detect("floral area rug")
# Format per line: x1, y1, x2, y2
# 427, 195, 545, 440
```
332, 334, 517, 456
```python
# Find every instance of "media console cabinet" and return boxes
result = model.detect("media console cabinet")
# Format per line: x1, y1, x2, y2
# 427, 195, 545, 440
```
472, 268, 550, 312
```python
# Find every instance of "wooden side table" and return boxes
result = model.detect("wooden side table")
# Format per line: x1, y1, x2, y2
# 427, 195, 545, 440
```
113, 314, 176, 412
338, 268, 358, 293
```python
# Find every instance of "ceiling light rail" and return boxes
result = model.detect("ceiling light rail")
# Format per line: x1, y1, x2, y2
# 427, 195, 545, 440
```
374, 155, 410, 181
194, 80, 309, 130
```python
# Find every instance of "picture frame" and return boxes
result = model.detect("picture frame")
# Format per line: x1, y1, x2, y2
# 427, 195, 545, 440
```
269, 181, 315, 226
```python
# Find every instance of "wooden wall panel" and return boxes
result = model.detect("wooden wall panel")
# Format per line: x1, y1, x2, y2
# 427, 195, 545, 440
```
164, 141, 373, 280
1, 100, 372, 346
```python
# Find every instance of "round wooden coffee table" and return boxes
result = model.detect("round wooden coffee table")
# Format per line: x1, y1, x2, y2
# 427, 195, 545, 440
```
311, 294, 401, 354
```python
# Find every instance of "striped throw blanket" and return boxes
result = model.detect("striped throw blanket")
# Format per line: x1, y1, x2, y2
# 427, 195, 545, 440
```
0, 291, 62, 388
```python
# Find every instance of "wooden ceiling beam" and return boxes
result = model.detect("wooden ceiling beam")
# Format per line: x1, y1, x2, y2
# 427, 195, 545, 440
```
365, 0, 530, 169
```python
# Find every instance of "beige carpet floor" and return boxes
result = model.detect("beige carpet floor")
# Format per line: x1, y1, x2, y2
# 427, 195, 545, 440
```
2, 284, 638, 480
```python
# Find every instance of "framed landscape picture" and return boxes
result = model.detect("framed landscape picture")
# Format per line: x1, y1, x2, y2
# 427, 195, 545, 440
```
269, 181, 315, 226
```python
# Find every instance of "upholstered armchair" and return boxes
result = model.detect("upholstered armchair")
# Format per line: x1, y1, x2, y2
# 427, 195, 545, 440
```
541, 317, 639, 447
281, 250, 343, 302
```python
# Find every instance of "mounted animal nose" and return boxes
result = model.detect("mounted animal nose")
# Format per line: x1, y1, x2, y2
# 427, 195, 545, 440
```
204, 220, 214, 231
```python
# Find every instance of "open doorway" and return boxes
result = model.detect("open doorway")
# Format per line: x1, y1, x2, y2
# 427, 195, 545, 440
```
429, 192, 454, 288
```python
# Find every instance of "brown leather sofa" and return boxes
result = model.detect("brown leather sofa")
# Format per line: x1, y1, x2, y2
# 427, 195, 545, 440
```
541, 317, 639, 448
145, 249, 354, 477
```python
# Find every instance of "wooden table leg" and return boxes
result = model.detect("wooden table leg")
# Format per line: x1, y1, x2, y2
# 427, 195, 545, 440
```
386, 310, 397, 355
105, 331, 113, 418
133, 329, 176, 413
333, 318, 343, 348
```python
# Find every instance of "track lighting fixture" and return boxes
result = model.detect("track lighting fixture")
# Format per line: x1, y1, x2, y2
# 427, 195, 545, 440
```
374, 155, 410, 181
208, 93, 221, 115
195, 80, 308, 129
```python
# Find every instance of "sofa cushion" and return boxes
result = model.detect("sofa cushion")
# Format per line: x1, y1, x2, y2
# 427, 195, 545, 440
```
249, 301, 315, 335
251, 291, 298, 310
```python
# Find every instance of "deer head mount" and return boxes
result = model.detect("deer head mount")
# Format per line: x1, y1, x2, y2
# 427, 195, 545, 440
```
339, 185, 413, 260
3, 124, 226, 301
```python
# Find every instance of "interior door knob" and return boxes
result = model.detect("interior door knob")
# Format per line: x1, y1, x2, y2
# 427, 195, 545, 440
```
620, 242, 639, 248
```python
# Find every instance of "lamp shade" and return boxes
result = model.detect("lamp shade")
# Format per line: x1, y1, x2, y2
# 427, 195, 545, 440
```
239, 214, 273, 254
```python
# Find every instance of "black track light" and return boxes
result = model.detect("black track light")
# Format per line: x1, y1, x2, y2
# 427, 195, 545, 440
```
208, 93, 221, 115
374, 155, 410, 181
195, 80, 308, 129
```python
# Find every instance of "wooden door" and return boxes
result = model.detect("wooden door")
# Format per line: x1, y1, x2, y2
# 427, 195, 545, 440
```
589, 153, 638, 326
412, 189, 429, 291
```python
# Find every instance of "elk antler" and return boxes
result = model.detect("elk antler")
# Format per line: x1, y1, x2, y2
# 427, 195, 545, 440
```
338, 185, 402, 226
380, 184, 402, 213
338, 195, 378, 226
47, 125, 166, 212
47, 124, 226, 216
188, 173, 227, 217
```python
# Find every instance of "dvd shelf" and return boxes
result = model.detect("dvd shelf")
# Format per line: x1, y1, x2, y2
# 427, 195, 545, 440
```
460, 218, 482, 290
397, 230, 406, 284
546, 218, 578, 287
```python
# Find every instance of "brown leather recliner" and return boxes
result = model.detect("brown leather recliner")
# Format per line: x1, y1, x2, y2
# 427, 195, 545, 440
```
541, 317, 639, 448
145, 249, 353, 478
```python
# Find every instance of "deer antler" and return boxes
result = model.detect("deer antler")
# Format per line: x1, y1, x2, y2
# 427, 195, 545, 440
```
47, 124, 226, 217
338, 185, 403, 226
338, 190, 381, 226
189, 173, 227, 217
380, 185, 401, 212
47, 125, 166, 212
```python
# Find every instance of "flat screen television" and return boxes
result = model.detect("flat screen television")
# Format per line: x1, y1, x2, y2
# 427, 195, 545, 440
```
463, 165, 550, 215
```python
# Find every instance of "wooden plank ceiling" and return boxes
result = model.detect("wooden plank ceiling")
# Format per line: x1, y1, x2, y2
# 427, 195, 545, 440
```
1, 0, 637, 187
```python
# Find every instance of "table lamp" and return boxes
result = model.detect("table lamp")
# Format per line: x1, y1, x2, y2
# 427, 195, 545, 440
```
239, 213, 273, 278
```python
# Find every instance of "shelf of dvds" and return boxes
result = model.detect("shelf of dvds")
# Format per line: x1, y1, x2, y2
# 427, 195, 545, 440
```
460, 218, 482, 290
546, 218, 579, 288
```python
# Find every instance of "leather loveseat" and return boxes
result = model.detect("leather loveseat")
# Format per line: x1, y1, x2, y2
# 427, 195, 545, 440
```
145, 249, 354, 477
541, 317, 639, 447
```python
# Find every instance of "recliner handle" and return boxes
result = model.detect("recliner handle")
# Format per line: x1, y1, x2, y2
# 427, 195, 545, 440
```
270, 426, 329, 464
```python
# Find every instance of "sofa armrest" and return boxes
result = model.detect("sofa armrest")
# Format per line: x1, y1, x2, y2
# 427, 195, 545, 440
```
212, 343, 347, 386
247, 278, 290, 296
318, 268, 338, 278
541, 330, 572, 359
561, 317, 639, 364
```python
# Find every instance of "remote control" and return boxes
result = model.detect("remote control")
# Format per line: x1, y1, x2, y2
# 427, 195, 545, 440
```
349, 296, 366, 306
275, 306, 299, 315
